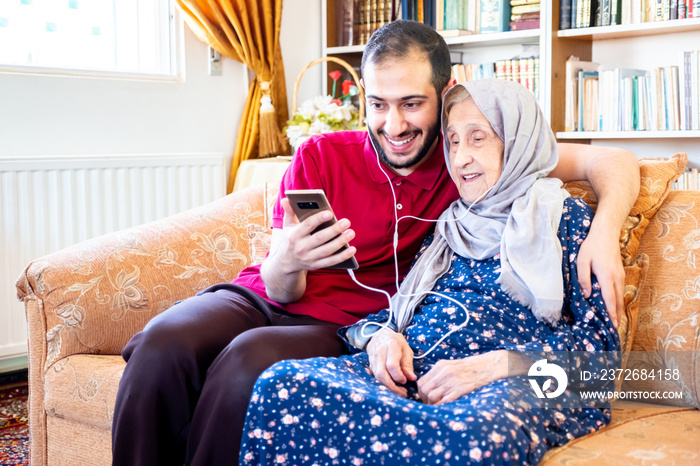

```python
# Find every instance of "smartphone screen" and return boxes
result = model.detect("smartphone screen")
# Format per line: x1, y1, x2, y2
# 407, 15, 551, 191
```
285, 189, 359, 270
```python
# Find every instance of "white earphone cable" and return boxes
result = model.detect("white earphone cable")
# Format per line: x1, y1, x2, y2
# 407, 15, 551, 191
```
345, 134, 493, 359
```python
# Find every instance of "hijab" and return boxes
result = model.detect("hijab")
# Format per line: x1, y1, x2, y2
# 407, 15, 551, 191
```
390, 78, 569, 332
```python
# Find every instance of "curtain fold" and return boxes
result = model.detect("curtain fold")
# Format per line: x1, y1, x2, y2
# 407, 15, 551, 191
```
176, 0, 289, 193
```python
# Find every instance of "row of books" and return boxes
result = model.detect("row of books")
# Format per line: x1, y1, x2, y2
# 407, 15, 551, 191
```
333, 1, 542, 47
560, 0, 700, 30
452, 56, 540, 98
334, 0, 394, 47
565, 52, 700, 133
673, 169, 700, 190
437, 0, 542, 35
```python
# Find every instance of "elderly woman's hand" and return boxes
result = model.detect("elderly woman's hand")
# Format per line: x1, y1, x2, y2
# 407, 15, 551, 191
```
366, 328, 417, 398
576, 219, 624, 329
417, 351, 509, 405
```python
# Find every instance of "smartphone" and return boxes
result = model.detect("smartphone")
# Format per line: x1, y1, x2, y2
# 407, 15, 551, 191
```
285, 189, 359, 270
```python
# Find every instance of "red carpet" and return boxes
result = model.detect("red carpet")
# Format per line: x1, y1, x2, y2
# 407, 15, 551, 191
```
0, 377, 29, 465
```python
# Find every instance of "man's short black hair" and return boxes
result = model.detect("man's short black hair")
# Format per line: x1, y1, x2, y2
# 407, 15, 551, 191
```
361, 20, 452, 99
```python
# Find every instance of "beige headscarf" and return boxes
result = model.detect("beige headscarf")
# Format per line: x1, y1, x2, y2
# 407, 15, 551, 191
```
390, 79, 570, 331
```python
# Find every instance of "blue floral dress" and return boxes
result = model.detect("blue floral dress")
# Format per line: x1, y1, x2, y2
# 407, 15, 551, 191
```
240, 198, 620, 465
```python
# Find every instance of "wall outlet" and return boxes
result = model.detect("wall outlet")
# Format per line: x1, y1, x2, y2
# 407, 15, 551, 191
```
209, 46, 222, 76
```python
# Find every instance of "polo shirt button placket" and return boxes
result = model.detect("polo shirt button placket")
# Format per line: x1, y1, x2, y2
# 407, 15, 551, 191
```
397, 203, 403, 210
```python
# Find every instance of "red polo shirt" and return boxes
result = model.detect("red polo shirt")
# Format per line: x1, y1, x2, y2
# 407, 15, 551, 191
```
233, 131, 459, 325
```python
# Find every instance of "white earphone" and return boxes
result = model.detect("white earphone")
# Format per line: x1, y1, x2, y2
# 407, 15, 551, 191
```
346, 134, 493, 359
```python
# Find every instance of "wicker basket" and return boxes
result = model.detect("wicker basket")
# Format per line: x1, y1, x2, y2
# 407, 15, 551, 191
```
292, 56, 365, 129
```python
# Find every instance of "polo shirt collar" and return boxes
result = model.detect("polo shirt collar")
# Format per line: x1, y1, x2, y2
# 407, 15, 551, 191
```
363, 133, 446, 190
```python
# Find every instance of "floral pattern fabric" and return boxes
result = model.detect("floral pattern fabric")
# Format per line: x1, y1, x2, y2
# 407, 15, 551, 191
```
241, 198, 620, 465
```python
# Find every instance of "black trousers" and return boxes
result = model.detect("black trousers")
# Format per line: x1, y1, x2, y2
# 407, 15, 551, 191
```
111, 284, 347, 466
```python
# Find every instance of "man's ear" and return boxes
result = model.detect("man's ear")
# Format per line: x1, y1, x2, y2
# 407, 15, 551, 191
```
360, 78, 365, 89
441, 78, 457, 98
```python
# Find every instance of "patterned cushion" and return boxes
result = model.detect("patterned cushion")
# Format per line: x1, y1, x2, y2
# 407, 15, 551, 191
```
616, 253, 648, 381
623, 190, 700, 407
540, 405, 700, 465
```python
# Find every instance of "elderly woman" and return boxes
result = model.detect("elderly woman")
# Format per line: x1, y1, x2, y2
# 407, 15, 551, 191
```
239, 79, 620, 465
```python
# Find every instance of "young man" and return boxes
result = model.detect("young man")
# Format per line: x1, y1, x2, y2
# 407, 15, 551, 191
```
112, 20, 639, 466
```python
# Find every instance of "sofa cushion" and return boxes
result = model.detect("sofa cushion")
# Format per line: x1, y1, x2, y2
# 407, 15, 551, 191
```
43, 355, 125, 431
623, 189, 700, 407
539, 404, 700, 465
563, 152, 687, 266
616, 253, 648, 381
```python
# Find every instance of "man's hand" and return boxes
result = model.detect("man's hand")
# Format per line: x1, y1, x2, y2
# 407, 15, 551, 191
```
366, 328, 416, 398
260, 198, 357, 303
277, 198, 357, 272
417, 351, 507, 405
576, 219, 624, 328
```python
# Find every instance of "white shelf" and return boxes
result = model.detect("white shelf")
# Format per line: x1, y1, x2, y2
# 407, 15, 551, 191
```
557, 131, 700, 139
324, 44, 365, 54
325, 29, 541, 55
443, 29, 540, 46
557, 17, 700, 40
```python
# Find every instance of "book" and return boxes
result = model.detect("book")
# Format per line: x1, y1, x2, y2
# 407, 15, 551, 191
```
610, 0, 621, 24
512, 3, 541, 15
437, 29, 474, 37
616, 68, 648, 130
669, 65, 681, 131
578, 70, 599, 131
480, 0, 511, 33
335, 0, 355, 47
560, 0, 573, 29
511, 18, 541, 30
691, 50, 699, 130
565, 56, 600, 131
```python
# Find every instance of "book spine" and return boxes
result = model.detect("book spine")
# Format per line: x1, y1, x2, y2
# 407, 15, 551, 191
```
534, 57, 540, 101
560, 0, 573, 29
480, 0, 511, 33
601, 0, 611, 24
692, 50, 699, 130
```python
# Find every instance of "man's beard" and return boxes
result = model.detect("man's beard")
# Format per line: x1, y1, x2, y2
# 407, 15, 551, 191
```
368, 120, 442, 171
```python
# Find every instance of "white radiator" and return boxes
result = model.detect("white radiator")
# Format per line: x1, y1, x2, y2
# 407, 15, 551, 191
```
0, 153, 228, 360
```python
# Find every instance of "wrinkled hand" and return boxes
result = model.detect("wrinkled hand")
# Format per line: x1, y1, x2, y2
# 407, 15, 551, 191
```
277, 198, 357, 272
366, 328, 416, 398
417, 351, 507, 405
576, 223, 624, 328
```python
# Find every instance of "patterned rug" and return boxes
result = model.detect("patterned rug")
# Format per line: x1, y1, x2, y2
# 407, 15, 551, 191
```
0, 375, 29, 466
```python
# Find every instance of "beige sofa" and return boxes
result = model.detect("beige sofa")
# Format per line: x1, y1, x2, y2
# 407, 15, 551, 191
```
16, 154, 700, 465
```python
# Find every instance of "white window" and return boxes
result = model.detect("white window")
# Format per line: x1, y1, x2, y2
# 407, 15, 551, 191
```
0, 0, 180, 79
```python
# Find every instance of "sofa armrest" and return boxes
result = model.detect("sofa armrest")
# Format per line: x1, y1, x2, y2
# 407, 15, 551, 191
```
16, 183, 277, 370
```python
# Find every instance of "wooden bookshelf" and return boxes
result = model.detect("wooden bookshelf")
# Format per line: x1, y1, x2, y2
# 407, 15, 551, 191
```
557, 17, 700, 40
321, 1, 552, 120
319, 1, 700, 159
558, 131, 700, 139
553, 16, 700, 147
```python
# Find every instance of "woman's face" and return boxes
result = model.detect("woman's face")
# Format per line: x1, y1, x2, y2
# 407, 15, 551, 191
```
445, 98, 504, 203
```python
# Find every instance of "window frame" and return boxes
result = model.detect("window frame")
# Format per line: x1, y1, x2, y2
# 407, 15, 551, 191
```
0, 0, 185, 82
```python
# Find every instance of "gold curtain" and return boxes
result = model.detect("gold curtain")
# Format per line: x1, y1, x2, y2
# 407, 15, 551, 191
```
176, 0, 290, 193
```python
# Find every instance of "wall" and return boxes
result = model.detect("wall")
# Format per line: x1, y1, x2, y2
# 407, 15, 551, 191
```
280, 0, 323, 117
0, 24, 247, 161
0, 2, 323, 369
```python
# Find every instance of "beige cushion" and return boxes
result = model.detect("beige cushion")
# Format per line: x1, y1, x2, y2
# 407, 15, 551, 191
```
623, 189, 700, 406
